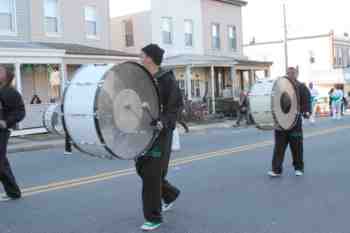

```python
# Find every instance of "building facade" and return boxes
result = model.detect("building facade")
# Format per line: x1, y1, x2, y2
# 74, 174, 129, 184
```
244, 31, 350, 97
1, 0, 110, 48
111, 0, 271, 113
0, 0, 136, 131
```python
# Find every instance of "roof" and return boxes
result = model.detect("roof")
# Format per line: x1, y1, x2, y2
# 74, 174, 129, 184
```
163, 54, 272, 67
0, 41, 138, 57
236, 59, 273, 66
214, 0, 248, 7
244, 33, 331, 47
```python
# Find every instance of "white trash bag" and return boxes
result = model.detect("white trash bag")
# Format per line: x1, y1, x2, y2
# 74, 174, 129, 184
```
171, 128, 181, 151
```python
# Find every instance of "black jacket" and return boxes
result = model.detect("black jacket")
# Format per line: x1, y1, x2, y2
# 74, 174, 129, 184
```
0, 86, 26, 129
154, 69, 183, 130
296, 80, 312, 116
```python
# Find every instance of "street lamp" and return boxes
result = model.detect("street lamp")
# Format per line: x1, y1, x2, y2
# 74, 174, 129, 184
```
283, 2, 289, 73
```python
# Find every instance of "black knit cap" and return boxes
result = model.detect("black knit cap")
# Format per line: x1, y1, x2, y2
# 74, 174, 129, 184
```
142, 44, 165, 66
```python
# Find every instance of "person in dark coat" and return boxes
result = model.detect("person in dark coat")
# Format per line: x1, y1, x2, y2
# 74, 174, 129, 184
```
268, 67, 311, 177
0, 65, 25, 199
234, 91, 250, 126
135, 44, 182, 231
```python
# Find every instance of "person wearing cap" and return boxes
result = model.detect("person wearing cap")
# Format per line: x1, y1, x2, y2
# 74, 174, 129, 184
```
268, 67, 311, 178
0, 65, 25, 199
135, 44, 183, 231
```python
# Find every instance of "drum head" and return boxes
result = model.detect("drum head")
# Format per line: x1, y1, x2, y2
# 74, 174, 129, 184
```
43, 103, 64, 136
271, 77, 299, 130
95, 62, 160, 160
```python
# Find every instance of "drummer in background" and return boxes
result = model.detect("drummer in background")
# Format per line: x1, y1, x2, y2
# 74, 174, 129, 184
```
308, 82, 319, 123
268, 67, 311, 177
136, 44, 182, 231
0, 65, 25, 199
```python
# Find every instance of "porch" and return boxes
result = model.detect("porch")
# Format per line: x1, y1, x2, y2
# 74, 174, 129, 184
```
0, 41, 137, 132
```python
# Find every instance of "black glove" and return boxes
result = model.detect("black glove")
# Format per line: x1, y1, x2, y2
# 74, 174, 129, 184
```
150, 119, 158, 126
303, 112, 310, 119
150, 119, 164, 131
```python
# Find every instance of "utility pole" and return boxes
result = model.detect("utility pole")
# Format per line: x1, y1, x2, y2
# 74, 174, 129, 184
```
283, 3, 289, 73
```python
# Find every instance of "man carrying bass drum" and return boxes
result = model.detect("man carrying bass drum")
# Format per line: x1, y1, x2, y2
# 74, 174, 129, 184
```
268, 67, 311, 177
136, 44, 183, 231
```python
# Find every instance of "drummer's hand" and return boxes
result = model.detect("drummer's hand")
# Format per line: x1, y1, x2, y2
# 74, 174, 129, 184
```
0, 120, 7, 129
150, 119, 164, 131
303, 112, 310, 119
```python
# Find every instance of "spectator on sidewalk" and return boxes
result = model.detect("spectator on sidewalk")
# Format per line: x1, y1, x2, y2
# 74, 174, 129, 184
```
331, 85, 344, 120
234, 91, 250, 127
308, 82, 319, 123
328, 88, 334, 117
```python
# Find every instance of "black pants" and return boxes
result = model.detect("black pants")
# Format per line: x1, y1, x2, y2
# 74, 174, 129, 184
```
0, 130, 21, 198
177, 121, 189, 133
135, 129, 180, 223
65, 135, 72, 152
236, 110, 249, 125
272, 129, 304, 174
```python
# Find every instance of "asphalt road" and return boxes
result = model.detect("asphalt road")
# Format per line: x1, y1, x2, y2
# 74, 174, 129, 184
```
1, 117, 350, 233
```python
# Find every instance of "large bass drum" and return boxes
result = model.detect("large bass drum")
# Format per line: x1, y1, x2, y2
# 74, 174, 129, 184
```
249, 77, 299, 130
43, 103, 64, 136
62, 62, 160, 160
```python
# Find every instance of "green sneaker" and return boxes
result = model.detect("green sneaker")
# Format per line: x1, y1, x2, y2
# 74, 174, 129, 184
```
140, 221, 161, 231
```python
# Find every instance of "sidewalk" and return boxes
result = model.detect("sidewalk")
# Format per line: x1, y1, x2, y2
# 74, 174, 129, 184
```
8, 119, 237, 154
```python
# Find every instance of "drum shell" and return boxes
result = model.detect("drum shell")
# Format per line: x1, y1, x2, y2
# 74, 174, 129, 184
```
63, 65, 113, 159
62, 63, 160, 160
249, 80, 275, 129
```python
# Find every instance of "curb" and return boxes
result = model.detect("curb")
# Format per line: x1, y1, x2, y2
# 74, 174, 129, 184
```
8, 121, 236, 154
8, 140, 64, 154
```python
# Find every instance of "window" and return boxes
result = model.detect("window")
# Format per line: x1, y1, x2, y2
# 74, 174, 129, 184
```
123, 20, 134, 47
228, 26, 237, 51
343, 48, 348, 67
85, 6, 97, 38
212, 23, 220, 49
337, 47, 343, 66
191, 80, 201, 97
162, 17, 172, 45
44, 0, 60, 34
176, 80, 185, 97
0, 0, 16, 33
184, 20, 193, 47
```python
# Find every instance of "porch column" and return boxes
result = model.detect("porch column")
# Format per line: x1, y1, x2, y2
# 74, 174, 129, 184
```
15, 63, 22, 129
211, 65, 216, 114
15, 63, 22, 94
60, 62, 67, 97
230, 66, 236, 100
185, 65, 192, 100
248, 69, 254, 89
264, 69, 270, 78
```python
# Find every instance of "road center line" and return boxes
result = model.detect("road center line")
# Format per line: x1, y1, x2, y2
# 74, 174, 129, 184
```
1, 124, 350, 200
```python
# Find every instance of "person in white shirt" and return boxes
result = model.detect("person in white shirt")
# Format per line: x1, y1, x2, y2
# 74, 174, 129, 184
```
308, 83, 319, 123
331, 85, 344, 120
